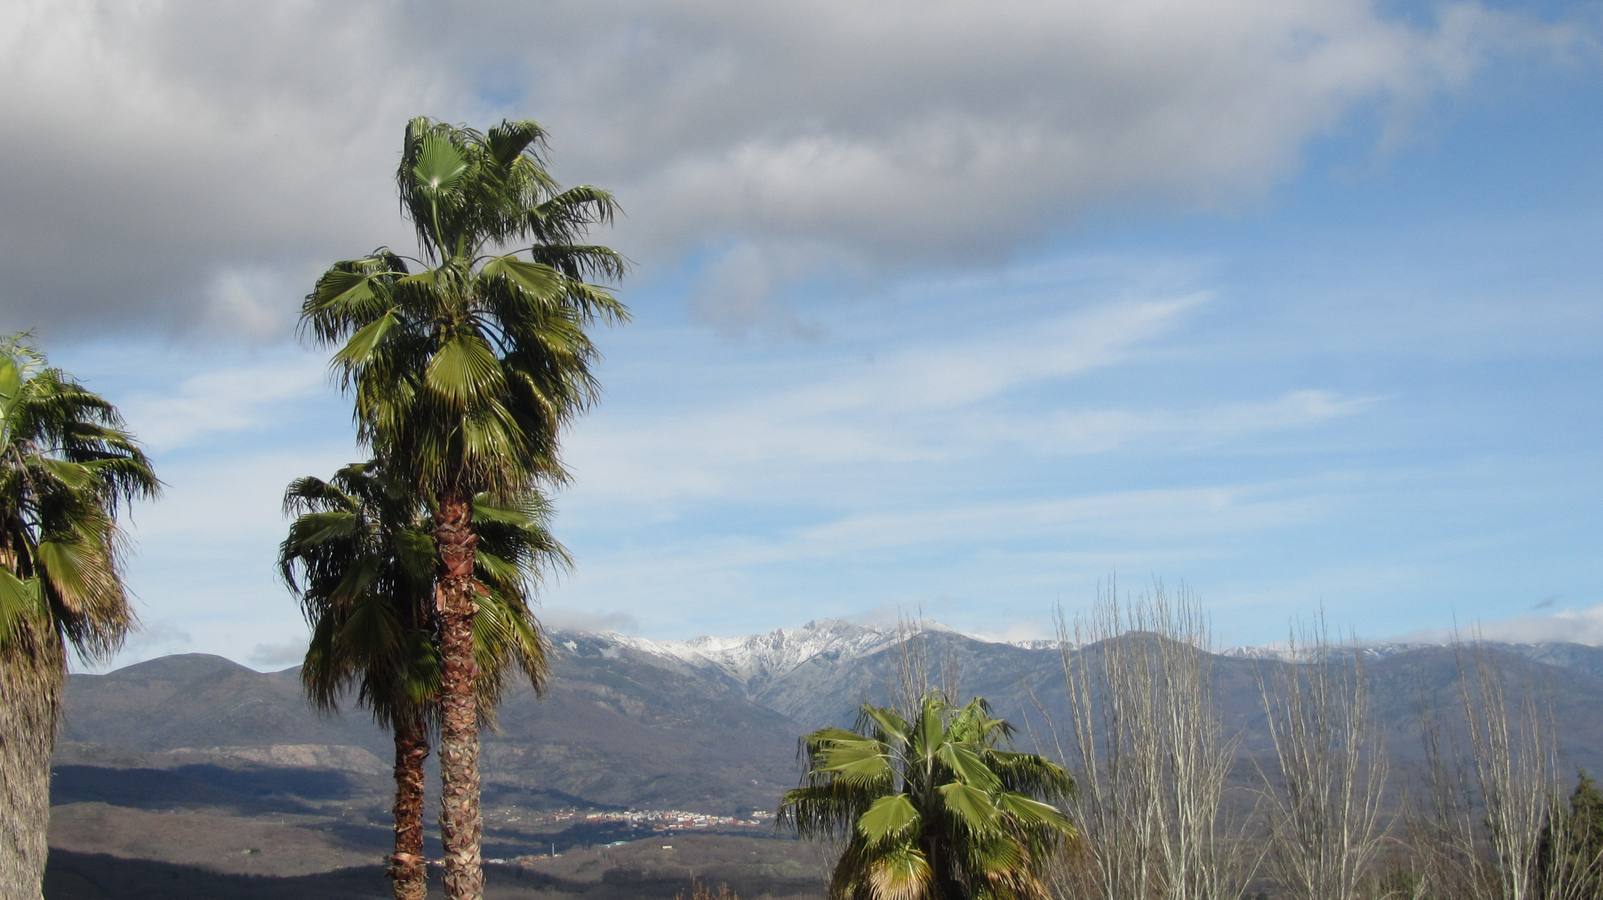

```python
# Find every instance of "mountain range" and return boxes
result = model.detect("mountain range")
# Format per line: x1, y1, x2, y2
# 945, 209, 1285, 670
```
45, 619, 1603, 896
58, 619, 1603, 807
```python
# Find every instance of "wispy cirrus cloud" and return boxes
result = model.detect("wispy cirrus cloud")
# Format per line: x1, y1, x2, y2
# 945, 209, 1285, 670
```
118, 353, 331, 451
560, 294, 1374, 515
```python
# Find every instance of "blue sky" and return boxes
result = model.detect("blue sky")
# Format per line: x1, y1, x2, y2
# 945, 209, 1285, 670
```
3, 1, 1601, 667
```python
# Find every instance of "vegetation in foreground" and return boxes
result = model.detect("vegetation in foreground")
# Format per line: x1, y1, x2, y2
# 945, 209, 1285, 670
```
1045, 586, 1603, 900
299, 115, 626, 898
781, 691, 1075, 899
278, 461, 562, 898
0, 336, 158, 899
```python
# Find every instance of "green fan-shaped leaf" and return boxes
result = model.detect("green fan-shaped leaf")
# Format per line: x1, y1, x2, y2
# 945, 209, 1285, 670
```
330, 555, 381, 605
332, 311, 398, 369
36, 536, 112, 612
866, 846, 932, 900
914, 694, 945, 759
0, 569, 43, 641
987, 749, 1074, 798
471, 496, 537, 527
481, 255, 563, 300
392, 529, 435, 583
861, 704, 911, 747
939, 781, 999, 832
802, 726, 865, 753
857, 793, 921, 847
0, 356, 21, 403
819, 738, 894, 785
474, 549, 521, 587
938, 742, 1002, 791
312, 268, 386, 311
413, 133, 467, 196
997, 792, 1073, 833
37, 457, 96, 491
288, 510, 360, 547
424, 333, 504, 408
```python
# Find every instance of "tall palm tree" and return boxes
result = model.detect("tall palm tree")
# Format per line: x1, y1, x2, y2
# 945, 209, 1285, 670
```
279, 462, 562, 899
780, 693, 1076, 900
0, 335, 158, 898
301, 117, 624, 897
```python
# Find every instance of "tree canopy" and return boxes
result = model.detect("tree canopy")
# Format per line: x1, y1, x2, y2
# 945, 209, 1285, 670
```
780, 692, 1076, 900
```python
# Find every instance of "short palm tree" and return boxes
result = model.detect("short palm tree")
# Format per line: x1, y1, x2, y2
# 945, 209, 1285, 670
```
300, 117, 624, 897
780, 693, 1076, 900
279, 462, 560, 899
0, 335, 158, 898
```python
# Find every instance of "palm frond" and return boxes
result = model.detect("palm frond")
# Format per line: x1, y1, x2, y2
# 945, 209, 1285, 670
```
781, 691, 1075, 898
1, 336, 155, 664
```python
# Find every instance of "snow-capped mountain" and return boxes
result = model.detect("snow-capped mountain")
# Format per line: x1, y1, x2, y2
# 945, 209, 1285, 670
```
608, 619, 906, 691
583, 618, 1068, 693
563, 618, 1603, 713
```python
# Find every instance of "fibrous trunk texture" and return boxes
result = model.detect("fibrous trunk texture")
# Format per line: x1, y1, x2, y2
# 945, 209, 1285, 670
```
0, 631, 64, 900
434, 493, 483, 899
390, 716, 430, 900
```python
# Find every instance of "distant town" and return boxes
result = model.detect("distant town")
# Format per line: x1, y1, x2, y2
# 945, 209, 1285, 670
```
510, 806, 775, 833
472, 805, 781, 865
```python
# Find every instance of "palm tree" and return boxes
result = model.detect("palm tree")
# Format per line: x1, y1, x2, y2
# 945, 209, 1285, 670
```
300, 117, 625, 897
0, 335, 158, 898
780, 692, 1076, 900
280, 462, 435, 900
279, 462, 561, 900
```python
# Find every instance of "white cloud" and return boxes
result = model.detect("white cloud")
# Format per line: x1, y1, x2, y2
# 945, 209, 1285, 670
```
541, 608, 642, 635
786, 482, 1324, 559
560, 294, 1373, 517
128, 442, 355, 544
1403, 603, 1603, 646
1, 0, 1586, 338
547, 474, 1349, 634
248, 636, 312, 671
119, 353, 330, 451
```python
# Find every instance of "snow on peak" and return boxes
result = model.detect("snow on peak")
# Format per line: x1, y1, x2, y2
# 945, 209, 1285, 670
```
608, 618, 905, 687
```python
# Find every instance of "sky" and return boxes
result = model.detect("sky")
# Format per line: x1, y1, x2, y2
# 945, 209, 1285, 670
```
2, 0, 1601, 669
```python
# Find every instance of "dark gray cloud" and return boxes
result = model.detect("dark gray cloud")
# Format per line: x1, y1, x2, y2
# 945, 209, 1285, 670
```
0, 1, 1583, 340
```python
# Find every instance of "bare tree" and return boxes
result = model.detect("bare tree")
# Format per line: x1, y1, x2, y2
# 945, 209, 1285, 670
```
891, 611, 959, 710
1052, 581, 1249, 900
1400, 635, 1601, 899
1406, 698, 1496, 900
1457, 639, 1595, 900
1253, 615, 1388, 900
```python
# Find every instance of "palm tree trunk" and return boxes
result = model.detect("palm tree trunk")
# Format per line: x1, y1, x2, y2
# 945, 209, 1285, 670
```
0, 631, 64, 900
434, 491, 483, 899
390, 715, 429, 900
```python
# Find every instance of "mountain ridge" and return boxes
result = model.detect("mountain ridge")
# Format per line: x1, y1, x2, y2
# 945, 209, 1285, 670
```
96, 618, 1603, 689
